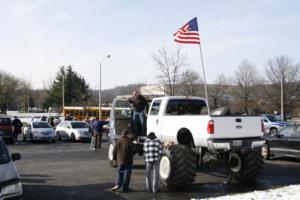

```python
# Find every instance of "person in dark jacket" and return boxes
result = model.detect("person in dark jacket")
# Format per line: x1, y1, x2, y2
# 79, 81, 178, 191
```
128, 90, 149, 138
112, 129, 134, 192
12, 116, 22, 143
91, 117, 109, 150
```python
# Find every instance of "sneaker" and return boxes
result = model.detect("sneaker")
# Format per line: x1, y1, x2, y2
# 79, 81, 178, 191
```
111, 185, 121, 191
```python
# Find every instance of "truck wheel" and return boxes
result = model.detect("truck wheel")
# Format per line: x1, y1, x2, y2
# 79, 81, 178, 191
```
270, 128, 278, 135
229, 151, 264, 182
71, 133, 76, 142
261, 144, 270, 160
159, 144, 197, 189
108, 142, 117, 168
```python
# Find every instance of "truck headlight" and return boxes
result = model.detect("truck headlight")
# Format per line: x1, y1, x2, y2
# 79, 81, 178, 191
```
2, 182, 22, 196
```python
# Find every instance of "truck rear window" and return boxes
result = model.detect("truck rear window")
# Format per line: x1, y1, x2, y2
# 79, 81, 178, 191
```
165, 99, 207, 115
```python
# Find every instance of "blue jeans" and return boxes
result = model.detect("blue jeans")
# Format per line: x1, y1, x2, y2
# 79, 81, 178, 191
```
116, 164, 132, 192
145, 160, 160, 192
133, 111, 146, 137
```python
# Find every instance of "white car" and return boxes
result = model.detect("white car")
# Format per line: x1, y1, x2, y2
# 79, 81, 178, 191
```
56, 121, 91, 142
23, 121, 56, 142
0, 138, 23, 199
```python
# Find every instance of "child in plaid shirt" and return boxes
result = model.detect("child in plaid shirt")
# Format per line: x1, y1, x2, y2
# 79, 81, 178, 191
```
143, 132, 162, 193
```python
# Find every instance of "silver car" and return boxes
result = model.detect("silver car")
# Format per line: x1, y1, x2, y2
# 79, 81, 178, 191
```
0, 138, 22, 199
23, 121, 56, 142
56, 121, 91, 142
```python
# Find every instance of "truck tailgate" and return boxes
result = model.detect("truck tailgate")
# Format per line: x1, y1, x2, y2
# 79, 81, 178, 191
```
210, 116, 263, 139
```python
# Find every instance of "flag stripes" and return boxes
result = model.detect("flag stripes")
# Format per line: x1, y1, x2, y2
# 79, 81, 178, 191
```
173, 17, 200, 44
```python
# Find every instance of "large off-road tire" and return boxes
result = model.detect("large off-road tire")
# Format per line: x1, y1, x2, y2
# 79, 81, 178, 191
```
270, 128, 278, 136
159, 144, 197, 189
108, 142, 117, 168
261, 144, 271, 160
229, 151, 264, 182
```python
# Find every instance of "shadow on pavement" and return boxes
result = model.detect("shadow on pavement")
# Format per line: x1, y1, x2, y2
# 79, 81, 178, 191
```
22, 183, 124, 200
132, 164, 145, 170
20, 174, 53, 184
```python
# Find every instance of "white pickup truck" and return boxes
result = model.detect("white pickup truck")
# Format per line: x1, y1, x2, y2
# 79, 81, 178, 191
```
108, 96, 265, 189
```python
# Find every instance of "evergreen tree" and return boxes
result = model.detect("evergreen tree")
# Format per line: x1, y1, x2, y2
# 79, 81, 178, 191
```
43, 65, 90, 111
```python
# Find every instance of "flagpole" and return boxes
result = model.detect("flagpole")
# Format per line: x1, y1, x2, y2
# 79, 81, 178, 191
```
198, 43, 210, 115
174, 17, 210, 115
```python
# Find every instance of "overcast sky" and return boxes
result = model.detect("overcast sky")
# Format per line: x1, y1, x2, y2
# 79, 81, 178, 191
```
0, 0, 299, 90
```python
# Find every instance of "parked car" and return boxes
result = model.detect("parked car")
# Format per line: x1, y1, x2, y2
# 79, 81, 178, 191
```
23, 121, 56, 142
0, 137, 22, 199
0, 115, 14, 144
56, 121, 91, 142
262, 123, 300, 160
262, 114, 289, 135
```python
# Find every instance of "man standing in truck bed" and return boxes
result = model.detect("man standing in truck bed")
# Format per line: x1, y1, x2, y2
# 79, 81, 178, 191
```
128, 90, 149, 138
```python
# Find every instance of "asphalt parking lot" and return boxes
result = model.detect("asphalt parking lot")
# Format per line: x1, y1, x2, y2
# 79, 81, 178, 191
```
7, 138, 300, 200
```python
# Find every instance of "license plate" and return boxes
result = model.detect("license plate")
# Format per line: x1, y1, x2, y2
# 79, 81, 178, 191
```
42, 132, 50, 135
232, 140, 242, 147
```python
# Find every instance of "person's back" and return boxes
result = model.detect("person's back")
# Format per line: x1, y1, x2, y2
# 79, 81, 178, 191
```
144, 137, 162, 163
91, 119, 109, 149
112, 130, 134, 192
114, 135, 134, 165
12, 117, 22, 132
143, 132, 162, 193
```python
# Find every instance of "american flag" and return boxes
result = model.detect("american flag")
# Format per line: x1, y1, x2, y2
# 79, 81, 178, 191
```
173, 17, 200, 44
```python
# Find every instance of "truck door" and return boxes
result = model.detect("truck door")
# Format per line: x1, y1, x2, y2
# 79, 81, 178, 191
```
110, 99, 132, 137
147, 100, 162, 140
287, 125, 300, 157
270, 126, 294, 157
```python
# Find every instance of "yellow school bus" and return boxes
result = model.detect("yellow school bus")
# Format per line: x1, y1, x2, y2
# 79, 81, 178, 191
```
63, 106, 111, 120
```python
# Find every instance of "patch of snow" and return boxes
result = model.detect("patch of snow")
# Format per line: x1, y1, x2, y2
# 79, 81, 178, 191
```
195, 184, 300, 200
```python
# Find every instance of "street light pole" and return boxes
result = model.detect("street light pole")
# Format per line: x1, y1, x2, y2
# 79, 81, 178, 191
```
62, 74, 65, 111
99, 54, 111, 120
281, 73, 284, 120
27, 95, 30, 112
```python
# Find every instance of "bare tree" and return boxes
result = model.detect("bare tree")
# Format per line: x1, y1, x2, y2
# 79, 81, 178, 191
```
0, 71, 30, 113
264, 55, 300, 118
234, 60, 261, 114
209, 73, 229, 109
152, 47, 187, 95
179, 69, 202, 96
